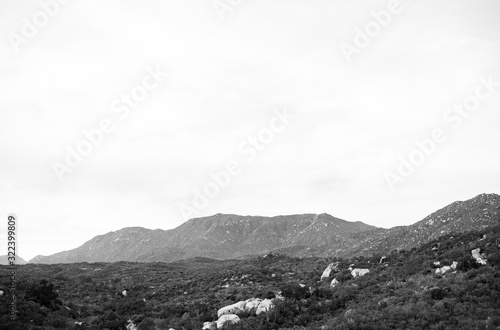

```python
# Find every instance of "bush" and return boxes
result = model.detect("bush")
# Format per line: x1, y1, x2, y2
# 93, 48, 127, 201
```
456, 255, 480, 272
138, 317, 155, 330
25, 279, 62, 311
487, 253, 500, 267
335, 269, 353, 282
280, 283, 309, 300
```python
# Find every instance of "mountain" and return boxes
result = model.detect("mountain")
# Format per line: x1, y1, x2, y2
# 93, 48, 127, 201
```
291, 193, 500, 257
29, 213, 377, 264
0, 255, 27, 265
29, 193, 500, 264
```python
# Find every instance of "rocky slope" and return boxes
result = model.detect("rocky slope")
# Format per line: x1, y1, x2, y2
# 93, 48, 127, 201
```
29, 193, 500, 264
29, 214, 377, 263
292, 193, 500, 258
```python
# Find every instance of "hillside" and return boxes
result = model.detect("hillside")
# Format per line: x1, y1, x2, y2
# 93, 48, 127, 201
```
292, 193, 500, 258
29, 214, 378, 264
2, 224, 500, 329
29, 193, 500, 264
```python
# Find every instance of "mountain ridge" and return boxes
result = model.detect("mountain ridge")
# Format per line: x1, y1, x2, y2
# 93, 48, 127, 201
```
29, 193, 500, 264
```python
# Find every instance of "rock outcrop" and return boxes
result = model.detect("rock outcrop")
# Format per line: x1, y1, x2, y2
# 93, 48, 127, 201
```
216, 314, 240, 328
471, 248, 487, 265
217, 301, 247, 318
126, 320, 137, 330
244, 298, 262, 314
209, 297, 275, 327
350, 268, 370, 278
202, 321, 217, 330
256, 299, 274, 315
435, 261, 458, 275
321, 262, 340, 280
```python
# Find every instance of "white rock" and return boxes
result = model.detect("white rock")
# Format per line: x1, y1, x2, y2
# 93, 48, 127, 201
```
321, 262, 340, 281
75, 322, 83, 326
126, 320, 137, 330
244, 298, 262, 314
435, 262, 457, 275
471, 248, 487, 265
217, 301, 246, 318
0, 290, 4, 297
256, 299, 274, 315
351, 268, 370, 278
330, 278, 339, 288
379, 256, 387, 264
216, 314, 240, 328
202, 321, 217, 330
122, 290, 127, 297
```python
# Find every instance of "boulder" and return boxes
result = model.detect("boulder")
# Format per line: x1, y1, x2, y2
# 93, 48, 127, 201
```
122, 290, 127, 297
256, 299, 274, 315
321, 262, 340, 280
244, 298, 262, 314
379, 256, 387, 264
435, 266, 450, 275
0, 290, 4, 297
435, 262, 457, 275
202, 321, 217, 330
216, 314, 240, 328
351, 268, 369, 278
471, 248, 487, 265
126, 320, 137, 330
217, 301, 247, 318
330, 278, 339, 288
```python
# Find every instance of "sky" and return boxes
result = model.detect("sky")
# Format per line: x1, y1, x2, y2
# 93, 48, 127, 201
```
0, 0, 499, 261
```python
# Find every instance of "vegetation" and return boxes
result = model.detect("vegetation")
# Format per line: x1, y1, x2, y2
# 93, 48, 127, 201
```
1, 225, 500, 329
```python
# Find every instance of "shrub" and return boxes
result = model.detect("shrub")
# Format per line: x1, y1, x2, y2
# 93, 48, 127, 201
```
25, 279, 62, 311
457, 255, 480, 272
280, 283, 309, 300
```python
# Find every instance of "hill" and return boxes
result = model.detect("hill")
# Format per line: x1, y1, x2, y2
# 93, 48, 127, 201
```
0, 255, 27, 265
2, 223, 500, 329
29, 213, 377, 263
29, 193, 500, 264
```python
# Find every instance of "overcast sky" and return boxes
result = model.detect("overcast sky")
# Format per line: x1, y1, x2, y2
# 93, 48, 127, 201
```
1, 0, 500, 261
